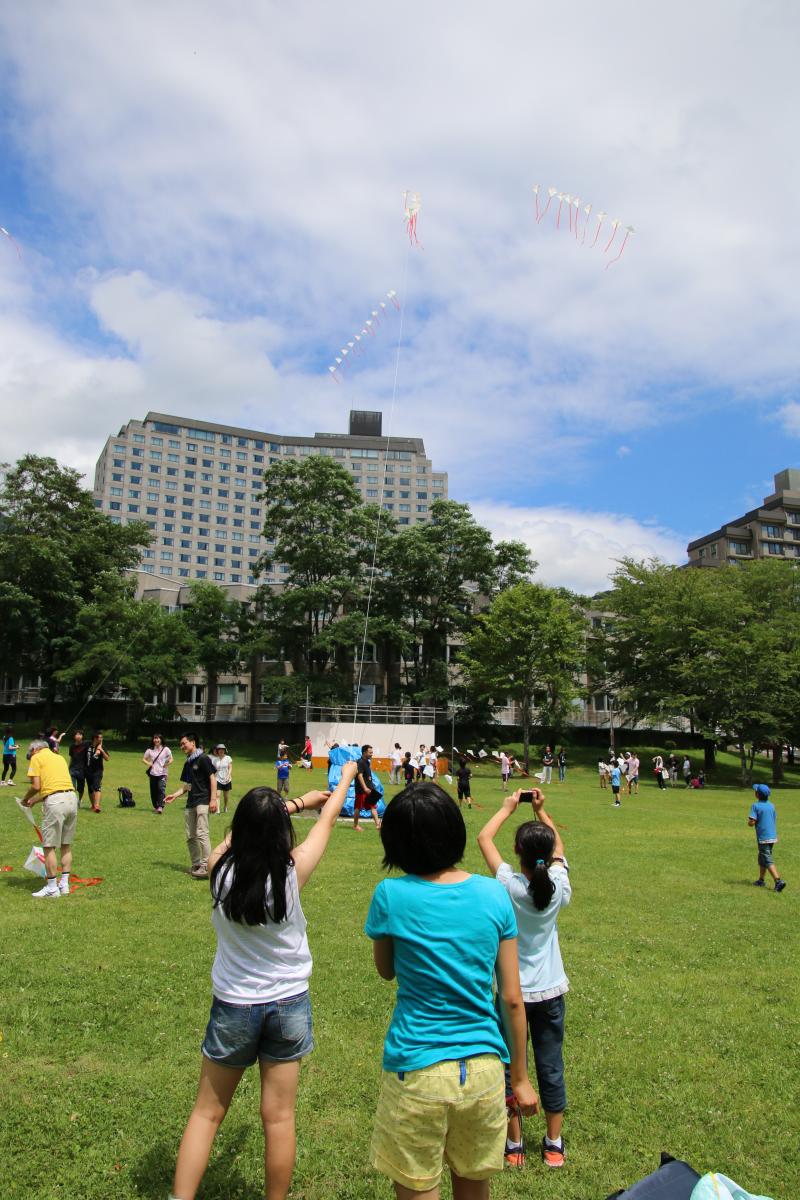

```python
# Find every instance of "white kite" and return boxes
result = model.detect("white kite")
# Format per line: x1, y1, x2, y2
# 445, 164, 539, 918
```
532, 184, 635, 267
403, 190, 422, 245
327, 290, 400, 382
0, 225, 22, 259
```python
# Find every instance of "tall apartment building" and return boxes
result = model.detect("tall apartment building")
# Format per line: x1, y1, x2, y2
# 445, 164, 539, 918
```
686, 469, 800, 567
93, 410, 448, 590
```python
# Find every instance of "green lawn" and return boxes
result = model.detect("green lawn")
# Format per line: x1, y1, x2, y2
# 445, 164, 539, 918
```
1, 743, 796, 1199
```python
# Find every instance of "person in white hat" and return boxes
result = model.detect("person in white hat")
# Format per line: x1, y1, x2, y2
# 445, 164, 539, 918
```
210, 744, 234, 814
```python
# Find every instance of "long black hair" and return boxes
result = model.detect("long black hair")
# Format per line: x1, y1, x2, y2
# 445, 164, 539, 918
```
514, 820, 556, 911
211, 786, 296, 925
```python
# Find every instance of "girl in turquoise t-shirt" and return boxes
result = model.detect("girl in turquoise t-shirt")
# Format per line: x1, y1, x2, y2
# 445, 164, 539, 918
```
478, 787, 571, 1170
2, 727, 17, 783
366, 782, 538, 1199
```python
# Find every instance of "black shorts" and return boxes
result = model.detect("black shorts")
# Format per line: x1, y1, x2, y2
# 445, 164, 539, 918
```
612, 784, 620, 795
218, 782, 232, 792
457, 784, 471, 799
86, 773, 104, 793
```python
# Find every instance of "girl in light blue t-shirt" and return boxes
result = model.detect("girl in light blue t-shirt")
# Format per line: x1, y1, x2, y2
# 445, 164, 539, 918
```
478, 787, 571, 1170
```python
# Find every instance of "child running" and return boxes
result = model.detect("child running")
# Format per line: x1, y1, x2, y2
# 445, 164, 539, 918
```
170, 760, 359, 1200
366, 781, 538, 1199
477, 787, 571, 1169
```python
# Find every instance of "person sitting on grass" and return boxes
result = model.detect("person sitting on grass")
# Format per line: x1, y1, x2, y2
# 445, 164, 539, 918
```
477, 787, 571, 1169
365, 781, 538, 1200
170, 760, 358, 1200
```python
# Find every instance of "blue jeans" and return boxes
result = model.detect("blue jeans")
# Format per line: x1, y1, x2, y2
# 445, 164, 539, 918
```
202, 991, 314, 1067
558, 765, 566, 781
505, 995, 567, 1114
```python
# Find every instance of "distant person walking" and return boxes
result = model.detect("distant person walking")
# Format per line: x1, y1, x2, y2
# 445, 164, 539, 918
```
276, 751, 291, 798
627, 753, 640, 795
211, 744, 234, 814
456, 758, 473, 809
542, 746, 554, 786
86, 731, 110, 813
598, 760, 608, 789
143, 733, 174, 814
557, 747, 567, 783
67, 730, 89, 806
353, 744, 382, 833
402, 751, 415, 787
610, 760, 623, 807
500, 751, 511, 791
653, 754, 666, 791
749, 784, 787, 892
21, 738, 78, 899
668, 753, 679, 787
682, 756, 692, 788
389, 743, 403, 785
2, 726, 17, 784
165, 732, 219, 879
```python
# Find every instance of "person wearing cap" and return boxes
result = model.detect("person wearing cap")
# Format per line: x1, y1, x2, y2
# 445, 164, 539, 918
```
748, 784, 786, 892
210, 743, 234, 814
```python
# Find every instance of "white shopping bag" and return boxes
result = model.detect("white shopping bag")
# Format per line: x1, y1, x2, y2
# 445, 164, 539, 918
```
24, 845, 47, 877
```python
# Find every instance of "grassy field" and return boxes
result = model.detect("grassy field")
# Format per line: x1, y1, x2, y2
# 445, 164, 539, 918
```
1, 741, 797, 1200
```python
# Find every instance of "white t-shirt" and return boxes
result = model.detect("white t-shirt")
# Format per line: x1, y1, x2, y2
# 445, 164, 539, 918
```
211, 754, 233, 785
496, 862, 571, 998
144, 745, 173, 777
500, 753, 509, 774
390, 748, 403, 768
211, 863, 312, 1004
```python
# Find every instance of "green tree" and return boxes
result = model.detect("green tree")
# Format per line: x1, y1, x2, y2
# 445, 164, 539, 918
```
0, 455, 149, 722
255, 456, 391, 705
179, 582, 248, 720
380, 499, 536, 704
55, 580, 195, 737
461, 581, 586, 768
605, 559, 800, 782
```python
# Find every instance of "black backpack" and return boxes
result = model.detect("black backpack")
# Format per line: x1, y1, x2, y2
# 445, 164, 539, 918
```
606, 1154, 701, 1199
118, 786, 135, 808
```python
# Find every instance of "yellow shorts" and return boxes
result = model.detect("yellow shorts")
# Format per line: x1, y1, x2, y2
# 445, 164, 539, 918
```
370, 1054, 506, 1192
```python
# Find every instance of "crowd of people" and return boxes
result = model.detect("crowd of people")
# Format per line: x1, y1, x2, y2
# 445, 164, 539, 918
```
7, 722, 789, 1199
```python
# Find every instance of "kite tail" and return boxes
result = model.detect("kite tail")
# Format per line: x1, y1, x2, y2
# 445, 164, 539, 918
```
568, 204, 573, 233
537, 196, 552, 225
606, 231, 630, 268
604, 226, 619, 254
590, 221, 603, 249
534, 193, 541, 223
556, 199, 564, 230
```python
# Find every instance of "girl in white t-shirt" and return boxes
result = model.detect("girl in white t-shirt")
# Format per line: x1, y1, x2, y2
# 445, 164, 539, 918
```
478, 787, 571, 1170
171, 761, 359, 1200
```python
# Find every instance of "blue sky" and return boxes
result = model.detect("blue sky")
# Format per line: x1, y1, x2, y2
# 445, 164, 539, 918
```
1, 0, 798, 592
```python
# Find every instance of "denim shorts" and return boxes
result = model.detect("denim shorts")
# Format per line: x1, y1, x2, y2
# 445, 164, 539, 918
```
201, 991, 314, 1067
757, 842, 775, 867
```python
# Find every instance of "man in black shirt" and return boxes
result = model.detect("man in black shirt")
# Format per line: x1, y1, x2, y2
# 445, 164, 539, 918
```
165, 732, 218, 878
353, 744, 381, 833
68, 730, 89, 808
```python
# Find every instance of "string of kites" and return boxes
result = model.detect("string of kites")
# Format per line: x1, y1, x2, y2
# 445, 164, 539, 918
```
532, 184, 634, 267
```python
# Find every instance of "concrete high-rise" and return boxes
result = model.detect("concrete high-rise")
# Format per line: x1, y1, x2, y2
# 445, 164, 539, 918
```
687, 469, 800, 567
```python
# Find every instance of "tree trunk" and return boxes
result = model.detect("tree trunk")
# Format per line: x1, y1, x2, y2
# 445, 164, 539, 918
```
703, 738, 716, 772
772, 743, 785, 784
206, 669, 217, 722
125, 698, 145, 742
522, 696, 531, 772
738, 739, 748, 787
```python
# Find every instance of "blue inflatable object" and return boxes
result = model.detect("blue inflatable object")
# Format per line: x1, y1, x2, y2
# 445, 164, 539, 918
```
328, 743, 386, 819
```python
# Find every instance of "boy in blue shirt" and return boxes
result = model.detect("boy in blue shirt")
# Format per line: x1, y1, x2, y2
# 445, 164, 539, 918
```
610, 762, 622, 807
276, 752, 291, 798
748, 784, 786, 892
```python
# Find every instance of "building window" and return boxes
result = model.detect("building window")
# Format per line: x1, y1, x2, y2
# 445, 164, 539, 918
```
133, 433, 145, 444
710, 544, 717, 558
766, 542, 784, 555
195, 570, 207, 579
128, 503, 140, 513
417, 492, 428, 500
416, 504, 428, 513
366, 488, 378, 498
762, 523, 784, 538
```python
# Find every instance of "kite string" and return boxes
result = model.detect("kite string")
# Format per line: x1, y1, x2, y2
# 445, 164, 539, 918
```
352, 245, 411, 736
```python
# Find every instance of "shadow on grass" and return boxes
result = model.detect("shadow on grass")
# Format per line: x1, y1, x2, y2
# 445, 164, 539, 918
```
132, 1127, 255, 1198
1, 873, 43, 890
152, 860, 194, 876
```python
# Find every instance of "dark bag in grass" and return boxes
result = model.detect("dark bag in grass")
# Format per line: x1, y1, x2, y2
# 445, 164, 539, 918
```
606, 1153, 701, 1199
118, 786, 135, 808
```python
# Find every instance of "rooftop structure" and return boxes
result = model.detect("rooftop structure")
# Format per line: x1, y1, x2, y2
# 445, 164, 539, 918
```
687, 469, 800, 567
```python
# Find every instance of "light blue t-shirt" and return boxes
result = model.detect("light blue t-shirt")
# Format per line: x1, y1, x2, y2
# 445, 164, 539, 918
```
496, 862, 571, 996
365, 873, 517, 1072
3, 735, 16, 757
749, 799, 777, 843
610, 766, 621, 787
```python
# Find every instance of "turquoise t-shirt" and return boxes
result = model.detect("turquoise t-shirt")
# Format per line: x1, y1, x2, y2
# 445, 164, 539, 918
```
365, 873, 517, 1072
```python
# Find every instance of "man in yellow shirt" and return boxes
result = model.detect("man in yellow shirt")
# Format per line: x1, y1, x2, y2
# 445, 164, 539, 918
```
22, 738, 78, 899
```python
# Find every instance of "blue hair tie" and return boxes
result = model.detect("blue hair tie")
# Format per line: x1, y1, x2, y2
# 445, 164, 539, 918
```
536, 858, 545, 866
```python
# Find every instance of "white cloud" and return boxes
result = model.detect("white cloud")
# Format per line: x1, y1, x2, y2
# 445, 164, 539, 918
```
0, 1, 799, 491
776, 403, 800, 438
470, 501, 687, 594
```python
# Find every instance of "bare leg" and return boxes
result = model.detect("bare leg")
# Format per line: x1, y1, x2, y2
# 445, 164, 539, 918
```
451, 1174, 490, 1200
371, 806, 382, 831
173, 1058, 244, 1200
60, 844, 73, 874
545, 1109, 564, 1141
767, 863, 780, 882
395, 1184, 439, 1200
259, 1058, 301, 1200
43, 846, 58, 876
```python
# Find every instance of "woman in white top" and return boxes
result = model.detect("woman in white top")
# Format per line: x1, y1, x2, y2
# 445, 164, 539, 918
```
142, 733, 173, 813
171, 760, 359, 1200
210, 743, 234, 813
478, 787, 571, 1170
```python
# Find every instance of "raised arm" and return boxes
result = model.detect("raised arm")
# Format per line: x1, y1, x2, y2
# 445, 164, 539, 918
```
291, 761, 359, 889
477, 791, 523, 874
532, 790, 565, 860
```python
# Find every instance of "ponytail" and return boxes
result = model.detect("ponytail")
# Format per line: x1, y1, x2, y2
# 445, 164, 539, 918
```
514, 820, 556, 911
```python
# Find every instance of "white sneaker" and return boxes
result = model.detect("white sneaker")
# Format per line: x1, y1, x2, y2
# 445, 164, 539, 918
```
32, 884, 60, 899
58, 880, 71, 895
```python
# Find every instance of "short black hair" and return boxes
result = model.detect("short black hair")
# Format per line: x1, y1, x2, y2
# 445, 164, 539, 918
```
361, 744, 372, 754
181, 731, 198, 745
380, 783, 466, 876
